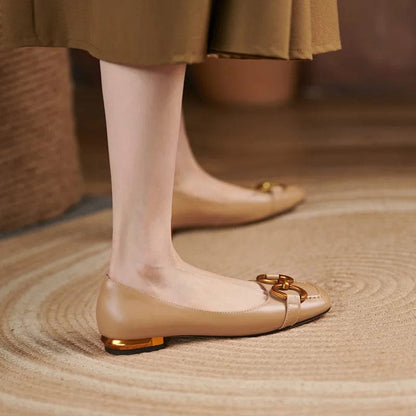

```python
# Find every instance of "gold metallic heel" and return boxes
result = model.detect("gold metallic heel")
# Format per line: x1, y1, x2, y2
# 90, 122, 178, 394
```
101, 335, 165, 355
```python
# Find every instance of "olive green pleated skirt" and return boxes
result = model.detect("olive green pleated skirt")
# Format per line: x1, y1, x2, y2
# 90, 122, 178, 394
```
0, 0, 341, 66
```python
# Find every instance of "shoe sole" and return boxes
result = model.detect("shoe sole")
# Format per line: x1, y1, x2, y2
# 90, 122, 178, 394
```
102, 307, 330, 355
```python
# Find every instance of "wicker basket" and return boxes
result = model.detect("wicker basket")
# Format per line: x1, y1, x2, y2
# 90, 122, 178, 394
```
0, 32, 83, 232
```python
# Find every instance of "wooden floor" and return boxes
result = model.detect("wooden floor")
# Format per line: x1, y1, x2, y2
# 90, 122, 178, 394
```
74, 83, 416, 197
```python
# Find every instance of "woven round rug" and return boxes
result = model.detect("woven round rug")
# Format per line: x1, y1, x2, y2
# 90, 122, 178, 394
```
1, 182, 416, 415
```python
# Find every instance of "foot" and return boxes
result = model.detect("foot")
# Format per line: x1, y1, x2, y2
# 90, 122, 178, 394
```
172, 165, 305, 229
108, 251, 267, 313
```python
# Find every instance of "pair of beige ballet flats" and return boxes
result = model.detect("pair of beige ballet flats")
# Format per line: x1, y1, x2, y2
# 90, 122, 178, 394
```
96, 181, 332, 354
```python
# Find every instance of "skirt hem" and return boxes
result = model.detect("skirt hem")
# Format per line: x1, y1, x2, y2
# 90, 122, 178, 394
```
0, 36, 342, 66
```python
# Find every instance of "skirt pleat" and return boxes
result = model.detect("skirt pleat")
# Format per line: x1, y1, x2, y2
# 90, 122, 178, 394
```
0, 0, 341, 66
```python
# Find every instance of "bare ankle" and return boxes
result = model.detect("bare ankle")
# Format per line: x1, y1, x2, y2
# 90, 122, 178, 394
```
108, 252, 178, 285
134, 260, 175, 278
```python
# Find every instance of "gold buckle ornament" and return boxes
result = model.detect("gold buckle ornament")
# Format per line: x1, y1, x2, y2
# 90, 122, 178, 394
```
256, 273, 307, 303
255, 181, 287, 193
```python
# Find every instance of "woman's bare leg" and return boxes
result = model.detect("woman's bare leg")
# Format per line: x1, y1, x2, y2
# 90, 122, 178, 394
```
174, 110, 277, 204
100, 60, 265, 312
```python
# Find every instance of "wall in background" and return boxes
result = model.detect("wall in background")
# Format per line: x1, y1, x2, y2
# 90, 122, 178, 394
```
304, 0, 416, 98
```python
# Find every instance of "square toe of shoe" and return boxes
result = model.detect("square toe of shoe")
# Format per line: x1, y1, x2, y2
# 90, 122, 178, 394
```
271, 184, 306, 211
296, 282, 331, 322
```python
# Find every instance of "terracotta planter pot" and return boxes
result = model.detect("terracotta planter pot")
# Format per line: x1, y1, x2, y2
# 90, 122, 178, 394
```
188, 58, 299, 106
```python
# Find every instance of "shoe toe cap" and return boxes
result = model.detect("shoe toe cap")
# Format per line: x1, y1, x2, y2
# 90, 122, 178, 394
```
296, 281, 331, 323
271, 184, 306, 212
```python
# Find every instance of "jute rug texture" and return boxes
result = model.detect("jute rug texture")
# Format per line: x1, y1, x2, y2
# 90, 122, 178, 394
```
1, 179, 415, 415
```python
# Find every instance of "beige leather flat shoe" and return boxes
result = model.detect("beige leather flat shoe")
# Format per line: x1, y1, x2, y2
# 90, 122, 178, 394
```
96, 273, 330, 355
172, 181, 305, 230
